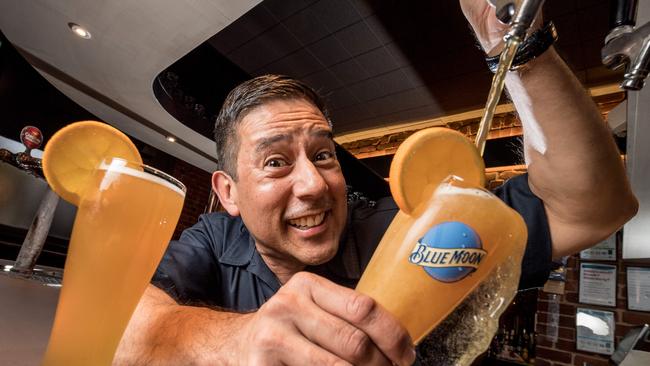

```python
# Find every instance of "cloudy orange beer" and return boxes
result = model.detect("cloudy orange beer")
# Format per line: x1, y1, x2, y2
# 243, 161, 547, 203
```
42, 158, 185, 366
356, 176, 527, 344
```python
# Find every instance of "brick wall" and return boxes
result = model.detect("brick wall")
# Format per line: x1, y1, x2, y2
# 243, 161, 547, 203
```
534, 246, 650, 366
341, 92, 624, 161
170, 159, 212, 239
341, 113, 523, 159
485, 164, 527, 189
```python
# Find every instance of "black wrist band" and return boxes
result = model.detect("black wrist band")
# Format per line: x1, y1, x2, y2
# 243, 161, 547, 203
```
486, 21, 558, 73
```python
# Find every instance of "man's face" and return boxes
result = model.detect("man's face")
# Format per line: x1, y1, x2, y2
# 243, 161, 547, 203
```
229, 98, 347, 269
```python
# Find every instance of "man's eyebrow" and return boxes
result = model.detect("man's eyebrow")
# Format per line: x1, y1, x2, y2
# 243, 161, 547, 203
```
310, 129, 333, 140
254, 130, 333, 154
255, 134, 292, 153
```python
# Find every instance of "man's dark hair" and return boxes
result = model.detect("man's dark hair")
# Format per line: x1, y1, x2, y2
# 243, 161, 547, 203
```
214, 74, 330, 180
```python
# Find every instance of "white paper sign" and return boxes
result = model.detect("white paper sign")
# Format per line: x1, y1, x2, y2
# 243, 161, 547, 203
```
579, 263, 617, 307
580, 234, 616, 260
627, 267, 650, 311
576, 308, 615, 355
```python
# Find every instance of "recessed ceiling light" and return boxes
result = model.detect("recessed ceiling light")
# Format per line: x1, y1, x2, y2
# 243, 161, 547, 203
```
166, 136, 176, 143
68, 23, 91, 39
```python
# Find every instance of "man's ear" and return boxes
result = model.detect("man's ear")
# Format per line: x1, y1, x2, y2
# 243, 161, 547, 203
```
212, 171, 240, 216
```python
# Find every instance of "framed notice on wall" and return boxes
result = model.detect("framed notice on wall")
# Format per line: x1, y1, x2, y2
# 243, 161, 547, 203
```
579, 263, 617, 307
580, 234, 616, 261
627, 267, 650, 312
576, 308, 615, 355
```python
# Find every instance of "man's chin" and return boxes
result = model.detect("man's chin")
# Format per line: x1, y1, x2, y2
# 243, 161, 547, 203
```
294, 243, 339, 266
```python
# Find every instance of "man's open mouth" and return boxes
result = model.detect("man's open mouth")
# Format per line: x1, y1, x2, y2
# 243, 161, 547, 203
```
287, 212, 327, 230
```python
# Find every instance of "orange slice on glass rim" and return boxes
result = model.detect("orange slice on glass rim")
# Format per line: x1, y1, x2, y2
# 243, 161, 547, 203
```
42, 121, 142, 206
389, 127, 485, 215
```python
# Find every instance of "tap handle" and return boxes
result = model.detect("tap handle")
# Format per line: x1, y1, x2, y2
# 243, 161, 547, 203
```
610, 0, 638, 29
505, 0, 545, 41
487, 0, 517, 24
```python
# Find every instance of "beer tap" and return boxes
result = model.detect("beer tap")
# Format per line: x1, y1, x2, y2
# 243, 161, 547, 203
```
488, 0, 546, 41
0, 126, 44, 178
602, 0, 650, 90
1, 126, 60, 279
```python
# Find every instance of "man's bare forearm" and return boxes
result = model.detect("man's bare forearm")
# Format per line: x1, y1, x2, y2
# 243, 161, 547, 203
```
114, 285, 249, 366
505, 47, 638, 256
115, 273, 415, 365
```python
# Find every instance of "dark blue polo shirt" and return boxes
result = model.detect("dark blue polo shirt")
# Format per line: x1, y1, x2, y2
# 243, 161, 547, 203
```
152, 174, 552, 311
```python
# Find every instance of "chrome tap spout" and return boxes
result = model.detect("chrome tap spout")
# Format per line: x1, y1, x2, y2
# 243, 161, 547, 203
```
487, 0, 546, 42
602, 22, 650, 90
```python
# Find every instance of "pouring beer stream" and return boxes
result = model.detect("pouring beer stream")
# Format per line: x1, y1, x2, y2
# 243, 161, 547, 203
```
476, 0, 546, 154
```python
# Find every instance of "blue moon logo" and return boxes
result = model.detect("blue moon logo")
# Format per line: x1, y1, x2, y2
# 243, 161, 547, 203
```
408, 221, 486, 283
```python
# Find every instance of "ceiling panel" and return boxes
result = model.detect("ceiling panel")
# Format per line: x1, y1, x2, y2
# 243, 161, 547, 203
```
262, 0, 314, 21
329, 58, 369, 84
283, 8, 330, 44
262, 47, 322, 77
306, 35, 351, 67
372, 69, 414, 96
335, 20, 381, 57
311, 0, 361, 33
346, 78, 384, 103
355, 47, 399, 77
303, 68, 344, 92
327, 88, 358, 110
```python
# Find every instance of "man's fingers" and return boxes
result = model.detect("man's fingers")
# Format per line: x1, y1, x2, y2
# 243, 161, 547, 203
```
290, 296, 392, 365
278, 334, 353, 366
246, 327, 351, 366
246, 306, 351, 366
290, 273, 416, 366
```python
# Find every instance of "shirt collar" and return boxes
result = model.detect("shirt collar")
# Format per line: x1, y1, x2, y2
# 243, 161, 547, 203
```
217, 221, 255, 266
215, 214, 361, 289
217, 220, 281, 291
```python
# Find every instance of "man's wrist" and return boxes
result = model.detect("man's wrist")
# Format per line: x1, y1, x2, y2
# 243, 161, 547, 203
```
486, 21, 558, 73
506, 46, 559, 78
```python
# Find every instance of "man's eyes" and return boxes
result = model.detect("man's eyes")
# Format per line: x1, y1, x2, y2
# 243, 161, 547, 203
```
263, 151, 335, 169
314, 151, 335, 162
265, 158, 289, 168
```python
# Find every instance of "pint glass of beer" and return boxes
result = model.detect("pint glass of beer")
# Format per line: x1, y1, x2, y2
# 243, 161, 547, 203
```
356, 175, 527, 344
42, 158, 186, 366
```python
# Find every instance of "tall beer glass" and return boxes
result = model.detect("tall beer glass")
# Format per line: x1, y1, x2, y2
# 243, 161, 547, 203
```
356, 176, 527, 344
42, 158, 186, 366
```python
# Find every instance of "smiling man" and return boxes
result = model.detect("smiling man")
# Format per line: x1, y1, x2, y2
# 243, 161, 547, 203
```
115, 1, 638, 365
213, 97, 348, 284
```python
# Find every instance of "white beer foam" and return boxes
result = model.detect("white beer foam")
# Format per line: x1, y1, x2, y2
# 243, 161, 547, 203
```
98, 160, 185, 197
435, 184, 493, 200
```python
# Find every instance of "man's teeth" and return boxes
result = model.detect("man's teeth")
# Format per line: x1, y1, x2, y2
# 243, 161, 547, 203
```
288, 212, 326, 229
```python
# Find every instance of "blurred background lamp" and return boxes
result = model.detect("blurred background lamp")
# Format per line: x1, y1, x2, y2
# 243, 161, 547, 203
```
68, 23, 91, 39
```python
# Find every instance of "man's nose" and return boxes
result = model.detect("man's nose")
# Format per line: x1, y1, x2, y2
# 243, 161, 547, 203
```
293, 156, 328, 199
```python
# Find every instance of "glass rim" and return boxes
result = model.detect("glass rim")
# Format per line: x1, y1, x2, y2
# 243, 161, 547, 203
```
99, 157, 187, 194
440, 174, 492, 193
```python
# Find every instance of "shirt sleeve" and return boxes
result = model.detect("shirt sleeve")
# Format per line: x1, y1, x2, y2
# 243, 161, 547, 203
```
493, 173, 553, 290
151, 214, 222, 304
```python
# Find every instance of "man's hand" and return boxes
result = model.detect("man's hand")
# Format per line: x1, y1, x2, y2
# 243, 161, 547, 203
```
459, 0, 510, 56
233, 272, 415, 366
459, 0, 543, 56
